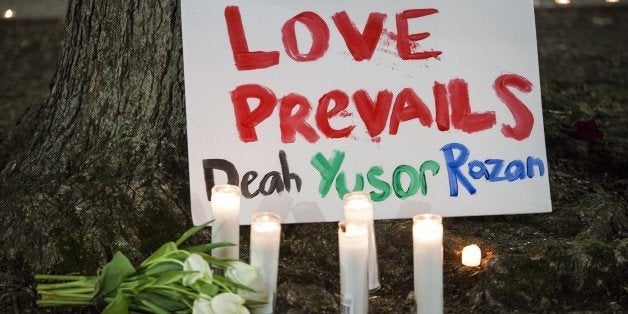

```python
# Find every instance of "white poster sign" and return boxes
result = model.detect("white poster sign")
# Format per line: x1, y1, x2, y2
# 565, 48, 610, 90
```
181, 0, 552, 224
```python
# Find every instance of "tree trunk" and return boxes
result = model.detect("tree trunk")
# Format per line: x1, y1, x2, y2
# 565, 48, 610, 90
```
0, 0, 190, 306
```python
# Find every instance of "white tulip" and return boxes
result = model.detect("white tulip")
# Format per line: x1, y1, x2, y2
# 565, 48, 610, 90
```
183, 253, 213, 286
225, 261, 269, 302
210, 293, 250, 314
193, 293, 250, 314
193, 298, 212, 314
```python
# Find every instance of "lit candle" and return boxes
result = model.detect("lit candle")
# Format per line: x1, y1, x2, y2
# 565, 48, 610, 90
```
250, 212, 281, 314
210, 184, 241, 260
3, 9, 15, 19
338, 219, 369, 314
412, 214, 443, 314
461, 244, 481, 267
343, 191, 380, 290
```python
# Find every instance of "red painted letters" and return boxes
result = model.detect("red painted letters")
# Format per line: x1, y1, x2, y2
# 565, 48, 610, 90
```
395, 9, 442, 60
353, 90, 394, 138
231, 84, 277, 142
223, 6, 535, 143
332, 11, 386, 61
316, 90, 355, 138
449, 78, 497, 134
225, 6, 441, 69
281, 12, 330, 62
280, 94, 320, 143
494, 74, 534, 141
389, 88, 434, 135
224, 6, 280, 71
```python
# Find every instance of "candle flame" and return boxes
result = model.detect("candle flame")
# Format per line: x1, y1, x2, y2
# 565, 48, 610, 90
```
462, 244, 482, 267
251, 212, 281, 233
3, 9, 14, 19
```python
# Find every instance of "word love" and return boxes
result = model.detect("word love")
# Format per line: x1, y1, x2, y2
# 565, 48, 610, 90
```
225, 6, 441, 71
232, 74, 534, 144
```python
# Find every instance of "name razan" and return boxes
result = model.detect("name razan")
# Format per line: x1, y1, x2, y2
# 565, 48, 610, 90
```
441, 142, 546, 196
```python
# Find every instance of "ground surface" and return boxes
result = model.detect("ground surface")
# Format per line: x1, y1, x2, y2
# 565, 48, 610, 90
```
0, 6, 626, 313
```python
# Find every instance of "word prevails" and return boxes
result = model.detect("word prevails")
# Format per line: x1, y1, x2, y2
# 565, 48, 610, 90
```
232, 75, 534, 144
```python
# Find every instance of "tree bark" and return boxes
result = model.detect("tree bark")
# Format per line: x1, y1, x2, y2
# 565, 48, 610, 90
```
0, 0, 189, 281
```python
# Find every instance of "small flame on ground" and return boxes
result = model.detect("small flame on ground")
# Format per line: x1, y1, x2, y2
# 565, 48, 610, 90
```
3, 9, 15, 19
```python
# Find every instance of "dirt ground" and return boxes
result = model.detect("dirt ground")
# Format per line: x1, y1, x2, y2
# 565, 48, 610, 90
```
0, 20, 64, 169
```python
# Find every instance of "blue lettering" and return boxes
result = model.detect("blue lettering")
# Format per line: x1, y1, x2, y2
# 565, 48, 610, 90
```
505, 160, 526, 181
526, 156, 545, 178
441, 143, 476, 196
485, 159, 507, 182
468, 160, 488, 179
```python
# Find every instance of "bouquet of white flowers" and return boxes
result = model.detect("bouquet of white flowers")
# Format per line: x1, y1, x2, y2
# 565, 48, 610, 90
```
36, 222, 268, 314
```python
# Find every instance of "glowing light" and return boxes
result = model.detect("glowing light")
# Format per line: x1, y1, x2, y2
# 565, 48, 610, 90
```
555, 0, 570, 4
606, 0, 619, 3
462, 244, 482, 267
3, 9, 14, 19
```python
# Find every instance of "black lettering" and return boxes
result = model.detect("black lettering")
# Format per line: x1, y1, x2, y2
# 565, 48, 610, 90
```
260, 171, 284, 195
202, 159, 239, 201
280, 150, 302, 192
241, 171, 260, 198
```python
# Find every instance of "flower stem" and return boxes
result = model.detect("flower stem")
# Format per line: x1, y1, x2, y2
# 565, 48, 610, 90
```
150, 285, 199, 298
35, 274, 92, 281
38, 291, 93, 299
37, 280, 94, 290
37, 299, 92, 306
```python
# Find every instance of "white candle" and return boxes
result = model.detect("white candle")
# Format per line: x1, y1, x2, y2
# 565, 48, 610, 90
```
210, 184, 241, 260
412, 214, 443, 314
250, 212, 281, 314
343, 191, 380, 290
338, 219, 369, 314
461, 244, 481, 267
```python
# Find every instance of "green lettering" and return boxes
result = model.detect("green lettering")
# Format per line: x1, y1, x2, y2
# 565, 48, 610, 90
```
335, 172, 365, 199
367, 166, 390, 201
418, 160, 440, 195
310, 150, 345, 197
392, 165, 420, 199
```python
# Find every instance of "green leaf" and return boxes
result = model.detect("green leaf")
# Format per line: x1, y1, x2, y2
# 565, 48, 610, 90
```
192, 252, 230, 268
154, 271, 195, 286
213, 275, 255, 292
183, 241, 234, 253
144, 262, 182, 276
138, 292, 186, 313
94, 252, 136, 298
139, 299, 170, 314
174, 220, 213, 247
132, 277, 158, 293
141, 242, 178, 267
194, 281, 219, 296
102, 291, 130, 314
